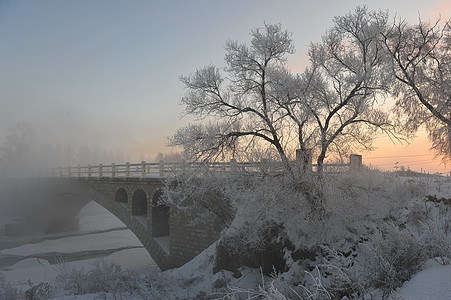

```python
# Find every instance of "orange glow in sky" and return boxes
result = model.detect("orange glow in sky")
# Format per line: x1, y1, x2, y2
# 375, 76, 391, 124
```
364, 129, 449, 174
427, 0, 451, 20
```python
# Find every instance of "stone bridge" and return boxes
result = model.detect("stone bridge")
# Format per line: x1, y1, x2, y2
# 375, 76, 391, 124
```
5, 157, 362, 270
5, 176, 224, 271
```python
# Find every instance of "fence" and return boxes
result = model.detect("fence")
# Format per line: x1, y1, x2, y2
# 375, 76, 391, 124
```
40, 154, 363, 178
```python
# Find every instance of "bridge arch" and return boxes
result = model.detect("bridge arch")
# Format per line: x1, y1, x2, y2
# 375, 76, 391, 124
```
18, 177, 224, 271
152, 190, 169, 237
131, 189, 147, 217
114, 188, 128, 206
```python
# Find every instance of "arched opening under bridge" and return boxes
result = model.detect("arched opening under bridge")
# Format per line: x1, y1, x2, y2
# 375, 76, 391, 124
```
75, 200, 158, 271
114, 188, 128, 207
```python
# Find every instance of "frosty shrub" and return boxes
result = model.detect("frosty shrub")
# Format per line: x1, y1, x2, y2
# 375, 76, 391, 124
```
319, 246, 366, 299
299, 267, 332, 300
54, 259, 139, 298
0, 273, 20, 300
331, 168, 419, 216
54, 263, 86, 294
25, 280, 53, 300
225, 281, 292, 300
224, 267, 331, 300
400, 196, 451, 265
396, 178, 427, 199
359, 222, 427, 298
162, 171, 236, 227
423, 221, 451, 265
419, 200, 451, 265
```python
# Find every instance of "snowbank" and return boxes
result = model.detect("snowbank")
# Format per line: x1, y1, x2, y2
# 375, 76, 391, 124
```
397, 260, 451, 300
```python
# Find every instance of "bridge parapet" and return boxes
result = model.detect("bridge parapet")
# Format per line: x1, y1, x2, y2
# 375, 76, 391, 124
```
39, 155, 362, 179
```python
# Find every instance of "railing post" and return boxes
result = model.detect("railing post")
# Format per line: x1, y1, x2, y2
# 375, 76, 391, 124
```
99, 164, 103, 177
77, 165, 81, 178
350, 154, 362, 170
141, 161, 146, 177
126, 162, 130, 177
112, 163, 116, 177
88, 164, 92, 178
159, 160, 165, 177
67, 166, 71, 177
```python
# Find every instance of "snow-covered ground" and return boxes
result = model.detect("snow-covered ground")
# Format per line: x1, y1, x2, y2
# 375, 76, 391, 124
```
1, 178, 451, 299
397, 260, 451, 300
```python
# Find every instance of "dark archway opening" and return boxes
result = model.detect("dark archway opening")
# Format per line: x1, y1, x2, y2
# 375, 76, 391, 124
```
115, 188, 128, 207
132, 189, 147, 217
151, 190, 169, 237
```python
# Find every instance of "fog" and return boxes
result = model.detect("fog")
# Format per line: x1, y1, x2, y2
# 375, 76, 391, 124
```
1, 1, 448, 172
0, 178, 21, 220
0, 103, 179, 167
0, 176, 90, 240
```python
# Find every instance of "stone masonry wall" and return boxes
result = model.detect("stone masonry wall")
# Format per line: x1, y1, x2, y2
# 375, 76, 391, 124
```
169, 210, 224, 267
16, 177, 223, 271
72, 177, 223, 270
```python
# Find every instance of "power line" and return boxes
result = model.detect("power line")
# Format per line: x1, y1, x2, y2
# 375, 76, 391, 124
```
376, 160, 434, 167
366, 154, 435, 159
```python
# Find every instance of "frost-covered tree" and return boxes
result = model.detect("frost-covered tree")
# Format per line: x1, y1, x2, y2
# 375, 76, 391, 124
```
382, 18, 451, 164
303, 7, 396, 172
173, 10, 400, 174
1, 121, 35, 162
171, 23, 297, 170
267, 68, 318, 172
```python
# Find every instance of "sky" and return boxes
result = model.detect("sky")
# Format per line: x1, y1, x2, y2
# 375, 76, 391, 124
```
0, 0, 450, 173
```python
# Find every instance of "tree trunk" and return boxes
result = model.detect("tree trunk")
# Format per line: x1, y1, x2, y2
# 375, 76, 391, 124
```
277, 145, 292, 172
317, 150, 326, 175
270, 133, 292, 172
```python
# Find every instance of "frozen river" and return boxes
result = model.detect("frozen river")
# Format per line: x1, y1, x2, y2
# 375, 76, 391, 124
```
0, 201, 159, 289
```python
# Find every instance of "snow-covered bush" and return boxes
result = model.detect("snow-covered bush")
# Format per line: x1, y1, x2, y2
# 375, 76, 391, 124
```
162, 171, 236, 227
224, 267, 333, 300
408, 196, 451, 265
224, 280, 293, 300
54, 259, 139, 298
25, 280, 53, 300
0, 273, 20, 300
319, 246, 366, 299
424, 221, 451, 265
359, 222, 427, 298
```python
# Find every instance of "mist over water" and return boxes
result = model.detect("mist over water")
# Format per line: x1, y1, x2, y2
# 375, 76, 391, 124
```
0, 192, 157, 270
